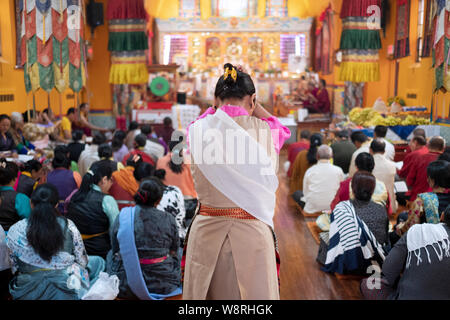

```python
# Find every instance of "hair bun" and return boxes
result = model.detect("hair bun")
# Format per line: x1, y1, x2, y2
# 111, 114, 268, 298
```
223, 63, 238, 85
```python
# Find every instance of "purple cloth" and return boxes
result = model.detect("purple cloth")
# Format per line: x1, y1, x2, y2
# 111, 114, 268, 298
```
47, 169, 78, 202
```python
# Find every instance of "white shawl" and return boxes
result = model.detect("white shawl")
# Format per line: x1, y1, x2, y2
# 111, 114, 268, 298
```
406, 223, 450, 268
188, 109, 278, 228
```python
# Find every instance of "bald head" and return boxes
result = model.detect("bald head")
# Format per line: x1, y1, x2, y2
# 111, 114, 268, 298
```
428, 136, 445, 152
317, 145, 333, 160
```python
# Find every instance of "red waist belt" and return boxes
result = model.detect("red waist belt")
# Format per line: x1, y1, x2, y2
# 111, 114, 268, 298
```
139, 255, 168, 265
199, 205, 256, 220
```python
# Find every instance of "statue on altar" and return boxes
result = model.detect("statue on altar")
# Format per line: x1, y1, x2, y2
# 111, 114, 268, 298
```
226, 38, 243, 65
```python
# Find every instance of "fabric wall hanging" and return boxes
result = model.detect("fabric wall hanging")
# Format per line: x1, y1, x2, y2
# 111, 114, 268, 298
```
340, 0, 381, 19
107, 0, 148, 87
421, 0, 434, 57
107, 0, 149, 117
338, 0, 382, 83
17, 0, 86, 93
315, 5, 334, 75
432, 0, 449, 92
394, 0, 411, 59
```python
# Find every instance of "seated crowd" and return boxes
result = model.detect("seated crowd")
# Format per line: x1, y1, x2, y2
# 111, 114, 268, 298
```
0, 110, 194, 300
288, 125, 450, 299
0, 103, 449, 300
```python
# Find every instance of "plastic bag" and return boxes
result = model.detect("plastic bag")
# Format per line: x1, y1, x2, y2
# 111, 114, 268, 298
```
372, 97, 388, 114
82, 272, 120, 300
316, 212, 331, 232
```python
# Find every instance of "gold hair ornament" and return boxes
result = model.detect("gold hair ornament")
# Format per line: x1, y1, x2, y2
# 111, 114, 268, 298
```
223, 67, 237, 82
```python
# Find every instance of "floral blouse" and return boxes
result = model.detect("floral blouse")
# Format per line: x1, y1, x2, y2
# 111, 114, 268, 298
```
398, 192, 442, 235
157, 185, 186, 241
6, 218, 88, 273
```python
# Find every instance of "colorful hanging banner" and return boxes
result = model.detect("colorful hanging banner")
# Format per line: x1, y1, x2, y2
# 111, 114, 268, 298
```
394, 0, 411, 59
338, 0, 381, 83
18, 0, 86, 93
107, 0, 149, 85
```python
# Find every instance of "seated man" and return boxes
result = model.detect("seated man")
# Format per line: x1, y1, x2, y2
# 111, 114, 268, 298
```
348, 131, 371, 177
302, 79, 330, 114
302, 145, 345, 214
140, 124, 165, 162
330, 129, 357, 174
374, 125, 395, 161
396, 135, 428, 206
77, 132, 106, 176
406, 136, 446, 202
371, 139, 397, 213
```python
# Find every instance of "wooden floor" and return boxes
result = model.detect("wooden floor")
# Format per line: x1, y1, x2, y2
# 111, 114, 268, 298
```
274, 152, 362, 300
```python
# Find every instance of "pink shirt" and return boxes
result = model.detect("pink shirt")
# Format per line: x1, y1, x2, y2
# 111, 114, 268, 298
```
187, 105, 291, 154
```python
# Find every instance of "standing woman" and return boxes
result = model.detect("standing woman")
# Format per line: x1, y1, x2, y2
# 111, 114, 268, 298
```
6, 184, 105, 300
289, 133, 323, 199
183, 63, 290, 299
67, 163, 119, 258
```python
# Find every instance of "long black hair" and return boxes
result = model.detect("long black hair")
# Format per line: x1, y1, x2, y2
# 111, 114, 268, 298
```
306, 133, 323, 165
26, 184, 65, 262
71, 164, 112, 203
214, 63, 255, 101
427, 160, 450, 189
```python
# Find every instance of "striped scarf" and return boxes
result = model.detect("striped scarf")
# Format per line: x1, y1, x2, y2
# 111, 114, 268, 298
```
322, 200, 386, 274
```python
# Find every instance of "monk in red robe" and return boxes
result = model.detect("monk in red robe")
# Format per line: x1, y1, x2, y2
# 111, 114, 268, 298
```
303, 79, 330, 114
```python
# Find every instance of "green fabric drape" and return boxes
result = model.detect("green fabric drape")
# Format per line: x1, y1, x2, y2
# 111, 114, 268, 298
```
340, 29, 382, 50
108, 31, 148, 51
38, 63, 55, 92
69, 63, 83, 93
52, 37, 69, 67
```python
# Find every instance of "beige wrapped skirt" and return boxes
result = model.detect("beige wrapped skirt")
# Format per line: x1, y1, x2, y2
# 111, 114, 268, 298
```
182, 214, 280, 300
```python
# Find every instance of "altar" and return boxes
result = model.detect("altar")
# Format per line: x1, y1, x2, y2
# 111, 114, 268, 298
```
153, 16, 314, 108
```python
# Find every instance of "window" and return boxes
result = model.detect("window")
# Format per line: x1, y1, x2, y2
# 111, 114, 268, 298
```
179, 0, 200, 17
211, 0, 258, 17
163, 35, 188, 65
266, 0, 287, 17
280, 34, 306, 63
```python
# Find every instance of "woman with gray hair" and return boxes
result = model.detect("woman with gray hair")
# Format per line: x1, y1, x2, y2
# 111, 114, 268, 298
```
9, 112, 36, 155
